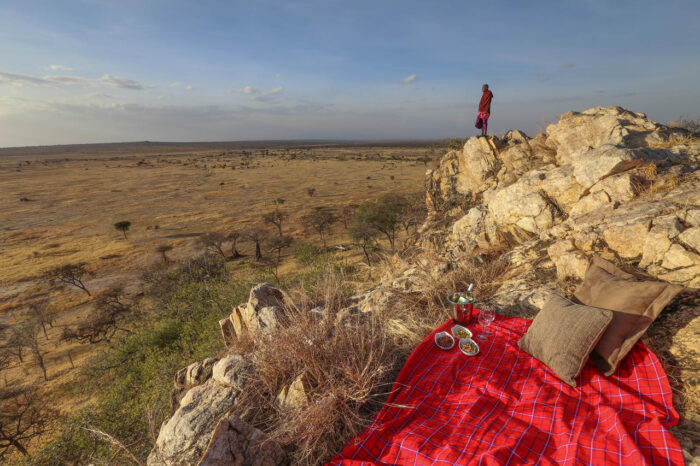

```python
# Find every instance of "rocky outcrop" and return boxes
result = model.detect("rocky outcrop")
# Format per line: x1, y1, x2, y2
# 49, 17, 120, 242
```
221, 283, 290, 347
544, 106, 680, 164
199, 415, 288, 466
149, 379, 241, 465
153, 355, 253, 465
428, 106, 699, 288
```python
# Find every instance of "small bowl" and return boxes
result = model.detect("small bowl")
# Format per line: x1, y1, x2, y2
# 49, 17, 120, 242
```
451, 325, 472, 340
458, 338, 480, 356
435, 331, 455, 350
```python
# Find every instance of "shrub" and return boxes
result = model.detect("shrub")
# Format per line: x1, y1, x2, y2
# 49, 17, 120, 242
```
29, 256, 252, 464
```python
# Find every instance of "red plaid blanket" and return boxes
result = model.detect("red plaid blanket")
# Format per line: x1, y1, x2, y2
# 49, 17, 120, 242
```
329, 315, 682, 465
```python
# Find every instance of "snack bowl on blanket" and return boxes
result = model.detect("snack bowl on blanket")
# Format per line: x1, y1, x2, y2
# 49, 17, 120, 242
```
458, 338, 479, 356
451, 324, 472, 339
435, 331, 455, 350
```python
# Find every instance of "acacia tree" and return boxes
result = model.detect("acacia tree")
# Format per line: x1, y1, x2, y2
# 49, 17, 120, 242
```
27, 301, 53, 339
114, 221, 131, 239
352, 194, 404, 252
399, 192, 427, 235
301, 207, 338, 248
156, 244, 173, 263
245, 228, 267, 261
349, 220, 380, 269
227, 231, 242, 258
198, 232, 227, 259
60, 286, 132, 344
0, 385, 58, 459
47, 263, 92, 296
9, 323, 48, 381
268, 235, 293, 278
341, 204, 359, 229
263, 210, 287, 237
306, 187, 316, 197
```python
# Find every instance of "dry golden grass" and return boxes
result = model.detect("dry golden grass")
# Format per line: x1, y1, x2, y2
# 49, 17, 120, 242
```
0, 140, 438, 445
225, 245, 512, 464
649, 131, 699, 149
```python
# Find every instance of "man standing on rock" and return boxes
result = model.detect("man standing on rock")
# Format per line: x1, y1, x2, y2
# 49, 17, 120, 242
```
476, 84, 493, 137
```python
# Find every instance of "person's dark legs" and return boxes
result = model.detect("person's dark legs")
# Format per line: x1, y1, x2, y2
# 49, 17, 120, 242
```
481, 118, 488, 136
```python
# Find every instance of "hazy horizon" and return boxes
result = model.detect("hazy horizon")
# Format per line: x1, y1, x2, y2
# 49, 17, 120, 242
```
2, 0, 699, 147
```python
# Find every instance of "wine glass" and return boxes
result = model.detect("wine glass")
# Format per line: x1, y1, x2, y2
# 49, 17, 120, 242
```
477, 306, 495, 341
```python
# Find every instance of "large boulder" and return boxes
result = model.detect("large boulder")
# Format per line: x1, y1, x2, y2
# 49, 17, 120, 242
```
488, 172, 555, 235
545, 106, 672, 164
212, 354, 250, 391
148, 379, 240, 465
198, 415, 288, 466
228, 283, 289, 340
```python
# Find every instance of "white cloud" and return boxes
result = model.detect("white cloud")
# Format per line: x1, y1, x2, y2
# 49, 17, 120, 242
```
0, 71, 47, 86
185, 85, 194, 91
402, 74, 418, 84
242, 85, 257, 94
261, 86, 283, 96
0, 71, 145, 90
274, 73, 281, 79
169, 82, 182, 87
252, 86, 284, 101
98, 74, 144, 90
49, 64, 72, 71
87, 93, 114, 99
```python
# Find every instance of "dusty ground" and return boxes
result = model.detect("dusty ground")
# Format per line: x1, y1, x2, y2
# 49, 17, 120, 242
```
0, 140, 439, 413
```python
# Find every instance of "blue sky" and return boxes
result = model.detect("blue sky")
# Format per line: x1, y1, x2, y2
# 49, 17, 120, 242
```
1, 0, 699, 146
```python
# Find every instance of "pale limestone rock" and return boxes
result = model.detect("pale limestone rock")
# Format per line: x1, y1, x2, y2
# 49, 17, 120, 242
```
212, 354, 250, 391
640, 231, 674, 268
451, 207, 486, 245
590, 171, 638, 203
148, 379, 239, 465
662, 244, 699, 270
570, 230, 598, 252
603, 222, 649, 259
571, 145, 646, 190
639, 216, 684, 268
538, 165, 585, 212
488, 182, 547, 233
518, 288, 555, 314
219, 316, 236, 347
679, 227, 700, 255
231, 304, 248, 337
257, 306, 286, 330
656, 265, 700, 287
498, 144, 532, 177
199, 415, 288, 466
458, 137, 499, 193
230, 283, 288, 338
545, 106, 669, 165
277, 373, 308, 410
174, 358, 218, 389
547, 239, 589, 281
685, 209, 700, 227
248, 282, 285, 310
569, 191, 611, 218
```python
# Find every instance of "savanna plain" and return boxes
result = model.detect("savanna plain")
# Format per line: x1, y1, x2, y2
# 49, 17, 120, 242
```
0, 140, 443, 461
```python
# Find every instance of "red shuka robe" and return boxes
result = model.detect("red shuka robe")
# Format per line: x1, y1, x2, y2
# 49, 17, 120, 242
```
479, 90, 493, 114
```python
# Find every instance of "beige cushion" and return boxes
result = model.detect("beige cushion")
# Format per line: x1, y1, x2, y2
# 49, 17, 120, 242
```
518, 294, 613, 387
574, 256, 683, 376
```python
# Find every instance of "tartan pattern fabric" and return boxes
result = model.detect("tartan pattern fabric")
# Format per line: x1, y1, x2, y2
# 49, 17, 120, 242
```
329, 314, 682, 465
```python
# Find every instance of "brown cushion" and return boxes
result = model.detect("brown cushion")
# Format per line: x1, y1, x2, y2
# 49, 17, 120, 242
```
574, 256, 683, 376
518, 294, 613, 387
